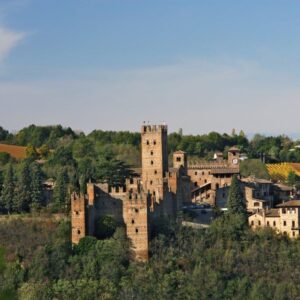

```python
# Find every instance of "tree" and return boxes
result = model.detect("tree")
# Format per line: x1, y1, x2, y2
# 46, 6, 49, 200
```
227, 175, 247, 217
1, 164, 15, 213
53, 169, 69, 211
287, 171, 297, 186
14, 161, 32, 212
30, 163, 44, 210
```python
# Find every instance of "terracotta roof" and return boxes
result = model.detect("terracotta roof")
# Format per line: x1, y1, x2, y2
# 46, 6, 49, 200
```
174, 150, 186, 154
241, 177, 272, 184
229, 146, 240, 152
211, 168, 240, 175
277, 200, 300, 207
273, 183, 293, 192
265, 209, 280, 217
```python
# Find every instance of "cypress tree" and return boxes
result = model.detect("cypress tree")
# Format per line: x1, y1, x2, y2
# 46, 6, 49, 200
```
227, 175, 247, 216
14, 160, 32, 212
53, 169, 69, 211
30, 162, 44, 210
1, 164, 15, 214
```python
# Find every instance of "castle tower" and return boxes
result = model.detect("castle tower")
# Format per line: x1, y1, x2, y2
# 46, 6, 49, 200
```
228, 147, 240, 167
124, 192, 150, 261
173, 150, 187, 173
141, 124, 168, 195
71, 193, 87, 244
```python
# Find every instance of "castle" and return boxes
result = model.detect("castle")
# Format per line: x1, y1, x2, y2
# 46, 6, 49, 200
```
188, 147, 241, 205
71, 124, 191, 261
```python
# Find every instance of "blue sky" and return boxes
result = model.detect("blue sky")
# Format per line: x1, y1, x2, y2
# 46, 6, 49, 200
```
0, 0, 300, 136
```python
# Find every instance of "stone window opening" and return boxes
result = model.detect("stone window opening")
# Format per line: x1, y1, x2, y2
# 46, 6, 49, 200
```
153, 140, 156, 145
75, 211, 79, 215
135, 208, 139, 213
136, 228, 139, 234
292, 221, 295, 228
146, 140, 149, 145
132, 219, 135, 224
258, 221, 261, 226
251, 221, 254, 226
154, 170, 157, 174
176, 157, 181, 162
195, 172, 198, 175
150, 180, 153, 185
267, 221, 270, 227
273, 221, 276, 226
151, 151, 154, 155
151, 160, 154, 165
283, 221, 287, 226
77, 229, 81, 235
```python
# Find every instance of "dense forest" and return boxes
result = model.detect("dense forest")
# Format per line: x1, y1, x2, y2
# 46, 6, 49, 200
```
1, 211, 300, 299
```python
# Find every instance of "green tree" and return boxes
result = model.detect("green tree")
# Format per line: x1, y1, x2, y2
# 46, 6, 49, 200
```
53, 169, 69, 211
287, 171, 297, 186
1, 164, 15, 213
30, 162, 44, 210
13, 161, 32, 212
227, 175, 247, 217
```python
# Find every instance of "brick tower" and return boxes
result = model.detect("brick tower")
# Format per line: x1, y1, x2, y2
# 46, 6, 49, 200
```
124, 192, 150, 261
141, 125, 168, 197
71, 193, 87, 244
173, 150, 187, 174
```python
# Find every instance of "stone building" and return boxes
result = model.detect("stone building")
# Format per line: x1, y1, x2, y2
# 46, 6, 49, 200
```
188, 147, 240, 205
249, 200, 300, 238
71, 124, 191, 261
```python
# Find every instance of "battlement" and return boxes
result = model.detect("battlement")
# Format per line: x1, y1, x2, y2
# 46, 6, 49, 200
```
110, 186, 127, 194
141, 124, 168, 134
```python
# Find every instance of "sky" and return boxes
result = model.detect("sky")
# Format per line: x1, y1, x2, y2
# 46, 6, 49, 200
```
0, 0, 300, 136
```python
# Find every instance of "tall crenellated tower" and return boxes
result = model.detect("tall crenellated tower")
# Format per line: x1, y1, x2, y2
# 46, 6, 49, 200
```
123, 191, 150, 262
141, 124, 168, 196
71, 193, 87, 244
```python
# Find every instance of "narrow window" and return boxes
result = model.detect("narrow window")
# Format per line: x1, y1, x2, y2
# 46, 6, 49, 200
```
135, 208, 139, 213
154, 170, 157, 174
258, 221, 261, 226
150, 180, 153, 185
267, 221, 270, 227
273, 221, 276, 226
176, 157, 181, 162
293, 231, 296, 237
292, 221, 295, 228
151, 151, 154, 155
153, 140, 156, 145
283, 221, 287, 226
77, 229, 81, 235
146, 140, 149, 145
151, 160, 154, 165
195, 172, 198, 175
136, 228, 139, 234
251, 221, 254, 226
132, 219, 135, 224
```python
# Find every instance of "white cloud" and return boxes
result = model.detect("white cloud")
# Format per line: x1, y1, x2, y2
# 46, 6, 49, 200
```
0, 26, 25, 62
